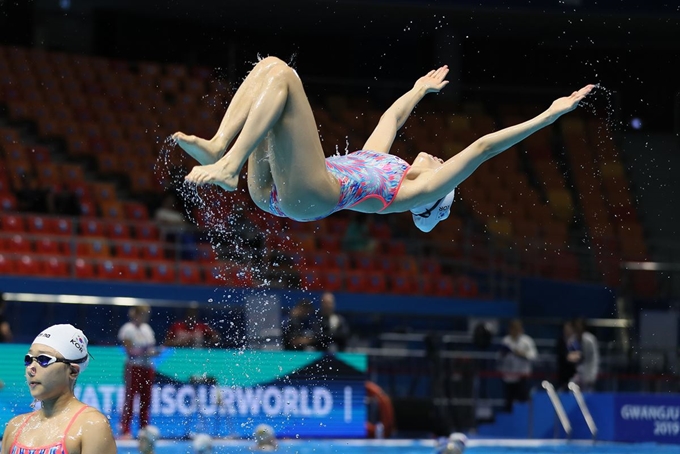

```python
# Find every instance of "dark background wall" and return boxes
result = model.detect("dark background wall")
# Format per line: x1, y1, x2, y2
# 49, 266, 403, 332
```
2, 0, 678, 132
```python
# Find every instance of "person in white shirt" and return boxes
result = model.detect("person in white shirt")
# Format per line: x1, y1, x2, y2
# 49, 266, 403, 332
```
567, 317, 599, 391
498, 319, 537, 412
117, 304, 159, 439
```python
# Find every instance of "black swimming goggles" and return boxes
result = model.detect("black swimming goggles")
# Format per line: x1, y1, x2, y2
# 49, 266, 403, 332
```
24, 354, 88, 368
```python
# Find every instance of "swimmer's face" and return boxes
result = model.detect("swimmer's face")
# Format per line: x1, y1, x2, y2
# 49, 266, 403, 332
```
414, 152, 443, 169
25, 345, 73, 400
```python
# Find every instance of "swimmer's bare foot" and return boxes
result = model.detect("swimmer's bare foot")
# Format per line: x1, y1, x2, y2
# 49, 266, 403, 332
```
185, 163, 239, 191
173, 132, 224, 165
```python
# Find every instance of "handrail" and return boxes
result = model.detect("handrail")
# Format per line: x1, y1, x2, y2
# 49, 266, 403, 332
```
568, 382, 598, 440
541, 381, 572, 439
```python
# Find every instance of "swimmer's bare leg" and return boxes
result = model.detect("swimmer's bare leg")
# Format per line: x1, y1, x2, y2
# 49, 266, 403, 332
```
185, 58, 338, 219
246, 132, 274, 211
173, 57, 285, 165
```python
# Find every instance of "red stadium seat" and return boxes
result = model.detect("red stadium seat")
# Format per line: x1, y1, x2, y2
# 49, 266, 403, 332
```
0, 254, 13, 275
345, 270, 369, 293
318, 235, 341, 252
389, 273, 418, 295
121, 261, 147, 281
107, 221, 131, 239
150, 261, 176, 283
375, 255, 399, 274
26, 215, 51, 235
17, 254, 42, 276
1, 213, 25, 233
351, 253, 376, 271
80, 218, 106, 237
232, 268, 253, 288
114, 242, 140, 259
196, 244, 218, 263
100, 201, 125, 219
203, 265, 228, 286
326, 252, 350, 271
178, 263, 202, 285
420, 258, 442, 276
0, 193, 17, 211
35, 238, 67, 256
433, 275, 455, 297
454, 275, 479, 298
97, 259, 124, 280
124, 202, 149, 221
301, 269, 324, 290
323, 270, 343, 292
43, 257, 70, 277
398, 257, 419, 274
382, 240, 406, 257
140, 242, 166, 261
135, 222, 160, 241
53, 218, 74, 236
417, 275, 435, 296
73, 258, 97, 279
365, 271, 388, 294
76, 238, 110, 258
8, 234, 32, 253
306, 251, 329, 270
78, 199, 98, 217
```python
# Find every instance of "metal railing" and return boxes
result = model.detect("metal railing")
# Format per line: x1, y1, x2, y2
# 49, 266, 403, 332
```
542, 381, 572, 439
568, 382, 598, 440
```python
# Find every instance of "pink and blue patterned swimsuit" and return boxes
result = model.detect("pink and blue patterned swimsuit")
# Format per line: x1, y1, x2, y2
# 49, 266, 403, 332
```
269, 150, 411, 222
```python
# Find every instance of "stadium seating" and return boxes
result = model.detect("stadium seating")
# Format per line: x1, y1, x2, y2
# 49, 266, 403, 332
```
0, 44, 650, 296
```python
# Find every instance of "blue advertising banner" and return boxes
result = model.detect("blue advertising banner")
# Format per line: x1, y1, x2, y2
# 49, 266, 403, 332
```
615, 394, 680, 443
0, 345, 367, 439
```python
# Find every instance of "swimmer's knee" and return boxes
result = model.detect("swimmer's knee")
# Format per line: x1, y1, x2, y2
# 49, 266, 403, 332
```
257, 56, 288, 70
267, 63, 298, 85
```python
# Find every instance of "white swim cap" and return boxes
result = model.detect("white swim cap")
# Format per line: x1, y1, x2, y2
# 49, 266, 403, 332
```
192, 433, 213, 453
32, 324, 90, 373
139, 425, 161, 442
411, 188, 456, 233
254, 424, 276, 445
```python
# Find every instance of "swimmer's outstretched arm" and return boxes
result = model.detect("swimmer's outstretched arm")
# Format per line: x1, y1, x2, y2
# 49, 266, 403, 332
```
363, 66, 449, 153
418, 84, 596, 200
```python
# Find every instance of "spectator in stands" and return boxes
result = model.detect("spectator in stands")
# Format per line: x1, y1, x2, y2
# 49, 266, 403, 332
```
317, 292, 350, 352
174, 56, 594, 233
1, 324, 116, 454
154, 193, 189, 227
555, 319, 577, 391
118, 304, 159, 439
15, 174, 49, 213
0, 294, 13, 343
498, 319, 537, 412
155, 192, 198, 259
567, 317, 599, 391
164, 304, 221, 348
342, 212, 377, 253
282, 299, 320, 351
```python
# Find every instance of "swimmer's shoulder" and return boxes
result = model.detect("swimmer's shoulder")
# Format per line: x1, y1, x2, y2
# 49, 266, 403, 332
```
2, 413, 33, 448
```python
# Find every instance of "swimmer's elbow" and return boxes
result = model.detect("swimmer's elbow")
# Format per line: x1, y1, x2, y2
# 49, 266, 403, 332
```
470, 138, 495, 160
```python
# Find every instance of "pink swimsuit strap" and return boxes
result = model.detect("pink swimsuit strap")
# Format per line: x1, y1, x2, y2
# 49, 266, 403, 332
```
10, 405, 89, 454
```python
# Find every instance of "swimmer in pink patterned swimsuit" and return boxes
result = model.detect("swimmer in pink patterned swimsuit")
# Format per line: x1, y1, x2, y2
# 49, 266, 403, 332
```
174, 57, 594, 232
1, 325, 116, 454
269, 150, 411, 221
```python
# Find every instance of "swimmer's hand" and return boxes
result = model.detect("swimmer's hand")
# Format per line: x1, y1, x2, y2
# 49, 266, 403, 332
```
414, 65, 449, 94
548, 84, 596, 119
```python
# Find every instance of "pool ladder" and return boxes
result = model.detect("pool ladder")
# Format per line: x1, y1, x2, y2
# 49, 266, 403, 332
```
538, 381, 597, 440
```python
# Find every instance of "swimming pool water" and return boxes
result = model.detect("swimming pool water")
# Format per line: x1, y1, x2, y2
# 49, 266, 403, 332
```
115, 438, 680, 454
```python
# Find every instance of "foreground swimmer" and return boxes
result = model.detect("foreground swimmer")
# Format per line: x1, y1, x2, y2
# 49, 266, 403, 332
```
1, 324, 117, 454
175, 56, 594, 232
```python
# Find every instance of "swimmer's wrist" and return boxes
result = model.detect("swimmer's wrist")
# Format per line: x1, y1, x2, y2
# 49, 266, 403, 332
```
541, 109, 559, 124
